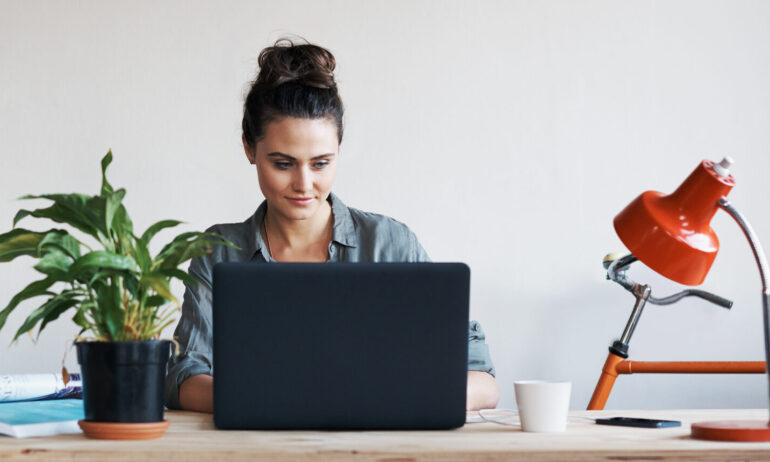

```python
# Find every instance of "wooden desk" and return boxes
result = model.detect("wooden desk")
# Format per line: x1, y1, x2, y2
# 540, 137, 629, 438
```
2, 409, 770, 461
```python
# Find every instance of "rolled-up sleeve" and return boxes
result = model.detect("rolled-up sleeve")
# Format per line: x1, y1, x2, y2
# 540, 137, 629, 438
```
407, 229, 496, 376
164, 254, 215, 410
468, 320, 495, 376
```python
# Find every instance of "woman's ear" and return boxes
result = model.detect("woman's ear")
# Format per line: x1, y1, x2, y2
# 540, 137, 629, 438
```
242, 136, 256, 165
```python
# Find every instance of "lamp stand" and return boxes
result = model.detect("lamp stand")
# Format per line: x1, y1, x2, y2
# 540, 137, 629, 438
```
690, 199, 770, 441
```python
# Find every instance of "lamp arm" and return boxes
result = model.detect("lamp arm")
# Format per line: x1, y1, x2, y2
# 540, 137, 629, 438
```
606, 254, 733, 308
649, 289, 733, 308
718, 198, 770, 293
718, 197, 770, 421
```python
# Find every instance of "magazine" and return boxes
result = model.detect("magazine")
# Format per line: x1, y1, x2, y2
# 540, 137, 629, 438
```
0, 373, 82, 403
0, 399, 84, 438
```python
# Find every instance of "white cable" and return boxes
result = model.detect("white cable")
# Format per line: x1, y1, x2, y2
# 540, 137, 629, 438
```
477, 408, 520, 426
474, 409, 596, 426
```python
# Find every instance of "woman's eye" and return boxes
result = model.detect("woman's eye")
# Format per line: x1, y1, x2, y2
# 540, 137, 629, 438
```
274, 162, 292, 170
314, 161, 329, 169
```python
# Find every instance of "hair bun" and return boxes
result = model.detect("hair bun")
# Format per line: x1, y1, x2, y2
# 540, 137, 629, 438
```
256, 38, 337, 90
242, 38, 344, 147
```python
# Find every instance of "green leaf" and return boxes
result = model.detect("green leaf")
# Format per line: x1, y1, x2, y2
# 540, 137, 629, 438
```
105, 188, 126, 238
141, 274, 178, 307
86, 269, 139, 298
123, 273, 139, 299
157, 267, 198, 288
14, 194, 109, 243
140, 219, 183, 245
12, 292, 81, 341
38, 299, 79, 335
72, 301, 93, 330
144, 295, 168, 308
87, 270, 113, 287
155, 232, 238, 271
160, 231, 204, 248
12, 209, 33, 228
100, 150, 114, 196
0, 277, 57, 331
33, 248, 73, 279
68, 250, 138, 280
95, 280, 122, 341
112, 204, 134, 244
0, 228, 47, 262
37, 230, 81, 260
132, 236, 151, 272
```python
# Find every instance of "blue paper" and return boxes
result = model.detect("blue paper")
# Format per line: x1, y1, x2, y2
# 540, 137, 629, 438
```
0, 399, 84, 425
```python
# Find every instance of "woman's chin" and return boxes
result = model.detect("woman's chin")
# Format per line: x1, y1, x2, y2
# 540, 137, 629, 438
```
279, 205, 319, 221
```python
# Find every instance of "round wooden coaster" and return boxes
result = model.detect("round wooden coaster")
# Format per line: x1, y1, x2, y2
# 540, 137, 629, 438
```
78, 420, 170, 440
691, 420, 770, 442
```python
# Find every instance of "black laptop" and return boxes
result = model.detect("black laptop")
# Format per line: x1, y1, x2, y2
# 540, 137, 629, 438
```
212, 262, 470, 430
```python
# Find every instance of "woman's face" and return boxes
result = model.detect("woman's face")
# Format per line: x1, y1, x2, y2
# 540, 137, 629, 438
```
244, 116, 339, 222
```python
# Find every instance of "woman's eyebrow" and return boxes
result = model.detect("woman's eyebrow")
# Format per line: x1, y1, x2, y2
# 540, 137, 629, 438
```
266, 152, 295, 160
310, 153, 335, 160
266, 152, 335, 160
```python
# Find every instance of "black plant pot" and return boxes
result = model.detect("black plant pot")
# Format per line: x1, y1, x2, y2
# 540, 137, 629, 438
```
76, 341, 171, 424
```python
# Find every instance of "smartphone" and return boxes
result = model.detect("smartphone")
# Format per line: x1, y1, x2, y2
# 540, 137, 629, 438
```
595, 417, 681, 428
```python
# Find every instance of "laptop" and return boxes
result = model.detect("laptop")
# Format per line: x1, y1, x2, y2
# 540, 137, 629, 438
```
212, 262, 470, 430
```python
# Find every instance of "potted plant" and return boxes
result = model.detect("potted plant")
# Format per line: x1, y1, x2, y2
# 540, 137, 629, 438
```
0, 151, 236, 439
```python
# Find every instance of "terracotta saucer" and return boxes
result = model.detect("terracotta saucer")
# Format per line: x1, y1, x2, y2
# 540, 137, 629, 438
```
691, 420, 770, 442
78, 420, 170, 440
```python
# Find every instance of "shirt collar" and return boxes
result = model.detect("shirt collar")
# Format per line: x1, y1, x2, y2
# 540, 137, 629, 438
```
329, 192, 358, 248
246, 192, 358, 260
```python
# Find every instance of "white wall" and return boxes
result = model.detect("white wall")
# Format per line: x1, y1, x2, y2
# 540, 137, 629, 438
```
2, 0, 769, 411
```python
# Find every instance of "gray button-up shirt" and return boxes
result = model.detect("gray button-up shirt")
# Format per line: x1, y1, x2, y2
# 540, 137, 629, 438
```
164, 192, 495, 410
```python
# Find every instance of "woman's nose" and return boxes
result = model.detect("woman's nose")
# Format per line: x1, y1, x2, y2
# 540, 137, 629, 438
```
292, 166, 313, 192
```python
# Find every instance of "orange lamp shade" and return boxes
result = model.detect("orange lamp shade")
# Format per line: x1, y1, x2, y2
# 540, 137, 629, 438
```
613, 160, 735, 286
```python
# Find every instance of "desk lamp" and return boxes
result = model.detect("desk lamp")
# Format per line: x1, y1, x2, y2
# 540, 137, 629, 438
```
613, 157, 770, 441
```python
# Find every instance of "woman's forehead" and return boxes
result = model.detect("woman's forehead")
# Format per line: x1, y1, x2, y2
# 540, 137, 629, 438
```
258, 117, 339, 158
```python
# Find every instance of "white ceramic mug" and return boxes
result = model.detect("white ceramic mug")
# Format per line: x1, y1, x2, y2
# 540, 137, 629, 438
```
513, 380, 571, 432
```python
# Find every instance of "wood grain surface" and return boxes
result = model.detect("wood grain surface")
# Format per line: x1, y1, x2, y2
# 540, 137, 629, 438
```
2, 408, 770, 461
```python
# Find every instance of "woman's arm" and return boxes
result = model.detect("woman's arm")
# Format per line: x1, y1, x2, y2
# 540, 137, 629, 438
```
165, 251, 217, 410
180, 372, 496, 413
178, 374, 214, 413
179, 371, 495, 413
466, 370, 499, 411
407, 235, 500, 412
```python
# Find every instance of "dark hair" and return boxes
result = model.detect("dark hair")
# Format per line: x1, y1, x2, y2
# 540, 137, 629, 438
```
242, 38, 344, 149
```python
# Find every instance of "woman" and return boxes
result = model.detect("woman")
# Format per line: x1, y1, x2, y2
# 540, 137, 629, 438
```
164, 39, 499, 412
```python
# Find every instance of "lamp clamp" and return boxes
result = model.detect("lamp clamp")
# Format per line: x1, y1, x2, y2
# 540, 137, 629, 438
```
603, 253, 733, 351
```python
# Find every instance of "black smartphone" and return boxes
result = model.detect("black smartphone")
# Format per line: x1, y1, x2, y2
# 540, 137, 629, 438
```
595, 417, 682, 428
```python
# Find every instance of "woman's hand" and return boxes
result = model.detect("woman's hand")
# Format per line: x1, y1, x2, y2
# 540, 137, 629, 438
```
179, 374, 214, 413
466, 371, 500, 411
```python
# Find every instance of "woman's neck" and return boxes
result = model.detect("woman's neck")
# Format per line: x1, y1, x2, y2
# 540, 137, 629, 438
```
263, 200, 333, 259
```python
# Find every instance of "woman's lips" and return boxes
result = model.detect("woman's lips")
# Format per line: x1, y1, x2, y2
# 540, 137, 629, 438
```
286, 197, 315, 206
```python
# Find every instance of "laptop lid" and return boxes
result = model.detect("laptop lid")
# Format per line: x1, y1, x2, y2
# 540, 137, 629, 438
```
212, 262, 469, 430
